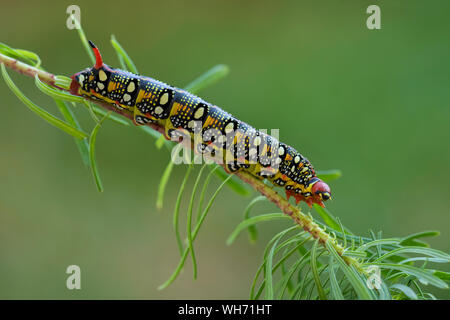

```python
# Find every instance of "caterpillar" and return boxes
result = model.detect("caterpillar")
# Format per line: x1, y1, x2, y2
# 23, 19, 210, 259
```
70, 41, 332, 207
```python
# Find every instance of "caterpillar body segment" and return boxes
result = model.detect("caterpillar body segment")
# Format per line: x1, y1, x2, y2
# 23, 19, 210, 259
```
70, 41, 332, 207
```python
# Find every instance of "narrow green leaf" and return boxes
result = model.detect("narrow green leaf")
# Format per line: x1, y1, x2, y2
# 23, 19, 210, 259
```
254, 226, 298, 300
243, 196, 266, 243
400, 231, 440, 246
187, 164, 207, 279
156, 160, 175, 210
139, 126, 172, 151
378, 279, 392, 300
326, 242, 374, 300
401, 239, 429, 248
400, 257, 448, 264
328, 256, 344, 300
250, 226, 299, 299
90, 104, 130, 126
1, 64, 87, 140
35, 74, 84, 103
343, 250, 367, 258
357, 238, 401, 252
433, 270, 450, 282
374, 246, 450, 263
196, 165, 220, 221
313, 204, 350, 235
214, 168, 251, 196
0, 42, 38, 66
184, 64, 230, 95
14, 49, 41, 68
265, 236, 282, 299
53, 99, 90, 167
71, 14, 95, 64
173, 165, 193, 255
84, 100, 100, 123
369, 263, 448, 289
54, 75, 72, 90
159, 175, 233, 290
316, 169, 342, 182
390, 284, 418, 300
311, 239, 327, 299
276, 237, 312, 299
110, 35, 139, 74
226, 213, 289, 245
155, 135, 166, 149
88, 112, 110, 192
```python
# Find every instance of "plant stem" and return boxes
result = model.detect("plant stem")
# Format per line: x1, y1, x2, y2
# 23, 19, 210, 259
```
0, 52, 55, 85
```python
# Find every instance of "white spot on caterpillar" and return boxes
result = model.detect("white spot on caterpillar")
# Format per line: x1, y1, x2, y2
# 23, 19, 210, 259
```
97, 82, 104, 90
278, 146, 285, 156
291, 166, 296, 172
160, 92, 169, 105
194, 107, 204, 119
99, 70, 107, 81
127, 82, 135, 93
123, 94, 131, 102
217, 135, 225, 144
249, 148, 257, 156
294, 156, 300, 163
253, 136, 261, 146
155, 106, 163, 115
225, 122, 234, 133
188, 120, 195, 128
78, 74, 84, 84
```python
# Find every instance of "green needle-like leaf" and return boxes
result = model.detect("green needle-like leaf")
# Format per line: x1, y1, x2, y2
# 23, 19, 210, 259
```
369, 263, 448, 289
159, 175, 233, 290
373, 246, 450, 263
186, 164, 207, 279
156, 160, 175, 210
390, 283, 418, 300
195, 165, 220, 221
400, 231, 440, 246
53, 98, 90, 167
35, 74, 84, 103
227, 213, 288, 245
316, 169, 342, 182
243, 196, 267, 243
184, 64, 230, 95
313, 204, 351, 235
71, 14, 95, 65
110, 35, 139, 74
173, 164, 193, 255
155, 135, 166, 149
214, 168, 251, 196
0, 42, 39, 67
326, 242, 374, 300
90, 104, 130, 126
328, 256, 344, 300
1, 64, 87, 140
88, 112, 110, 192
311, 239, 327, 299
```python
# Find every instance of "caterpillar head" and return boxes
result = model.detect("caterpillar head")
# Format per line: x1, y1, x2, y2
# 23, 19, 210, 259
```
70, 40, 106, 96
288, 178, 332, 208
311, 179, 332, 206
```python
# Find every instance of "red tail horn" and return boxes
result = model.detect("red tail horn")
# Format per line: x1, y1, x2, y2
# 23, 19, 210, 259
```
89, 40, 103, 69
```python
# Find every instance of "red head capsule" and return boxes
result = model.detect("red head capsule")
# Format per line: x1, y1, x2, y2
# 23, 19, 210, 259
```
311, 179, 332, 207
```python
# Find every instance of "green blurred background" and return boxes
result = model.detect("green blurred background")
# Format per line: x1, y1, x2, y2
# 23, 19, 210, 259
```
1, 0, 449, 299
